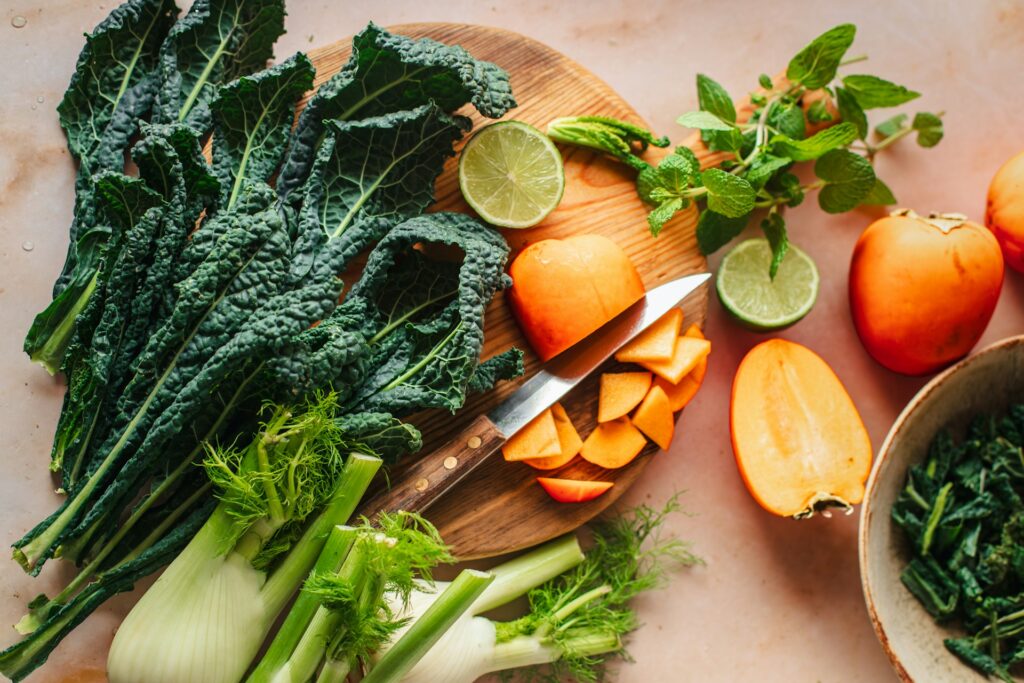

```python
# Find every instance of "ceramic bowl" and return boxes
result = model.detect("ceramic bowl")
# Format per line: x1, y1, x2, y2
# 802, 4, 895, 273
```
859, 335, 1024, 682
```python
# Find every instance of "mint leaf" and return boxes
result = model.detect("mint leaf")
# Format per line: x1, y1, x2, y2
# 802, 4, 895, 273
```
636, 165, 660, 204
697, 74, 737, 123
761, 212, 789, 280
701, 168, 755, 218
874, 113, 907, 138
835, 86, 868, 139
771, 122, 858, 161
658, 153, 698, 193
677, 110, 736, 132
814, 149, 876, 213
913, 112, 944, 148
648, 198, 683, 236
696, 209, 750, 254
860, 177, 897, 206
775, 172, 805, 208
842, 74, 920, 109
786, 24, 856, 89
745, 154, 791, 189
673, 146, 702, 175
806, 99, 834, 124
769, 104, 807, 140
758, 73, 774, 90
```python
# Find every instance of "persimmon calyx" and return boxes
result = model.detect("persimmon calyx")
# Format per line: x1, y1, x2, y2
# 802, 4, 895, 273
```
792, 492, 854, 520
890, 208, 969, 234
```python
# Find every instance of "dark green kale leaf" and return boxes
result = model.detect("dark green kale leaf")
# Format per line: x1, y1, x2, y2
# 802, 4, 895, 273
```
333, 413, 423, 463
291, 104, 468, 281
340, 212, 515, 414
153, 0, 285, 132
210, 52, 315, 210
276, 22, 516, 203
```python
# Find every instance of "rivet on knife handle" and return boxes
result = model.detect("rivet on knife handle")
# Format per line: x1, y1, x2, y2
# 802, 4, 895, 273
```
359, 414, 507, 516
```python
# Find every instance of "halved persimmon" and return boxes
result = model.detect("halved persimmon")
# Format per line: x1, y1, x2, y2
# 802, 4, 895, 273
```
731, 339, 872, 518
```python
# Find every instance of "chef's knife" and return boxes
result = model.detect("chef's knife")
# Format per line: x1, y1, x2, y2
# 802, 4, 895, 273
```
360, 272, 711, 515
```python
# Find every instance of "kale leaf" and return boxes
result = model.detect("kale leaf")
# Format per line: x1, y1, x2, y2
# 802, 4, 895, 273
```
276, 22, 516, 203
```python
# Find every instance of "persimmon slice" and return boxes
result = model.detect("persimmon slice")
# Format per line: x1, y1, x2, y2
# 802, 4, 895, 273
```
614, 308, 683, 363
632, 385, 675, 450
731, 339, 872, 518
580, 417, 648, 469
523, 403, 583, 470
638, 337, 711, 384
502, 408, 561, 461
537, 477, 614, 503
597, 372, 652, 422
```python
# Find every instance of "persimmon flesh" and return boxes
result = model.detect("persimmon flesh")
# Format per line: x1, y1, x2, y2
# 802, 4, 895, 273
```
731, 339, 872, 518
507, 235, 645, 361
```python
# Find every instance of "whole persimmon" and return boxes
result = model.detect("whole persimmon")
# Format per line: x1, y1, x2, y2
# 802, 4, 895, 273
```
986, 150, 1024, 272
849, 210, 1003, 375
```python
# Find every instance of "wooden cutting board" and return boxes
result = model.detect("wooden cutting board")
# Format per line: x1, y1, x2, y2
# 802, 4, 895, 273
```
307, 23, 709, 559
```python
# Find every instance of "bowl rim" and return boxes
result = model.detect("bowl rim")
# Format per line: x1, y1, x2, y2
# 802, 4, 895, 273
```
858, 334, 1024, 683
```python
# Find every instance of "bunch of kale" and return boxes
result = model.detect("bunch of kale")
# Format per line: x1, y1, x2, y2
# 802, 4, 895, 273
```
3, 1, 520, 679
894, 405, 1024, 682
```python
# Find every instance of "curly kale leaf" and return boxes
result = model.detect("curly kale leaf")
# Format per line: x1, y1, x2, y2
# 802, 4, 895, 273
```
334, 413, 423, 463
154, 0, 285, 132
58, 0, 178, 174
342, 212, 515, 414
211, 52, 315, 210
467, 348, 525, 395
291, 104, 468, 281
276, 22, 516, 202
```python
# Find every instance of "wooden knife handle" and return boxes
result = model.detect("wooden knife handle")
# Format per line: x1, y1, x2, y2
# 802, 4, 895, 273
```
360, 414, 507, 516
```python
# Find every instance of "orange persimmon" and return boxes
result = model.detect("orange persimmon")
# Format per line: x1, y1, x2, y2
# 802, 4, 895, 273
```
501, 408, 561, 462
614, 308, 683, 363
597, 372, 652, 422
986, 150, 1024, 273
523, 403, 583, 470
580, 417, 648, 469
849, 209, 1003, 375
637, 336, 710, 384
731, 339, 872, 518
507, 235, 645, 361
537, 477, 613, 503
632, 385, 675, 450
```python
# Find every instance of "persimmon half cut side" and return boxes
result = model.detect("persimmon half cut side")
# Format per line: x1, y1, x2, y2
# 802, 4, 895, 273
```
730, 339, 872, 518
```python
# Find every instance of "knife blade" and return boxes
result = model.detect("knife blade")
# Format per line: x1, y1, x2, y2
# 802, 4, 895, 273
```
359, 272, 710, 517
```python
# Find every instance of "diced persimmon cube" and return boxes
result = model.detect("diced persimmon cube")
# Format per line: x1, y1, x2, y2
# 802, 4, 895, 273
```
637, 337, 711, 384
523, 403, 582, 470
632, 385, 675, 450
502, 408, 561, 461
614, 308, 683, 363
580, 417, 648, 469
598, 372, 652, 422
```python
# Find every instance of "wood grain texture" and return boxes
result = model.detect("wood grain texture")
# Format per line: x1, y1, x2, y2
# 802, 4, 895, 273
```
307, 24, 708, 559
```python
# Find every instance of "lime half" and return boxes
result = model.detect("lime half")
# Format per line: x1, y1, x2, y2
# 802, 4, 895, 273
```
458, 121, 565, 229
716, 238, 819, 330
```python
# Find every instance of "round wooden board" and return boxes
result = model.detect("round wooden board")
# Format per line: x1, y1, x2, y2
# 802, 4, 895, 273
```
307, 24, 708, 559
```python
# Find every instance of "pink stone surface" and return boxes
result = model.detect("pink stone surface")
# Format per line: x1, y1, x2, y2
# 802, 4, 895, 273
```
3, 1, 1024, 681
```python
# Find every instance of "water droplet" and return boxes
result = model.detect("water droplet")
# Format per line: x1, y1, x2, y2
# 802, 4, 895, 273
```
11, 15, 27, 28
35, 96, 43, 103
22, 240, 35, 252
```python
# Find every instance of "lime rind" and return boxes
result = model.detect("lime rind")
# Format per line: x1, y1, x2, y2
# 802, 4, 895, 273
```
458, 121, 565, 229
716, 238, 819, 330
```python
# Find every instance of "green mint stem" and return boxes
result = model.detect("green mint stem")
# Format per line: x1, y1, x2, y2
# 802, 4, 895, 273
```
249, 526, 358, 683
362, 569, 494, 683
473, 534, 584, 614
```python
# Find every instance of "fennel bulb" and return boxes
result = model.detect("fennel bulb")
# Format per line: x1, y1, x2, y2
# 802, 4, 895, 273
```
107, 396, 383, 683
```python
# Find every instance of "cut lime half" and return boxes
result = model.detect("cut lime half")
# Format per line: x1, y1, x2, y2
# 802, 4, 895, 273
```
716, 238, 819, 331
458, 120, 565, 229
